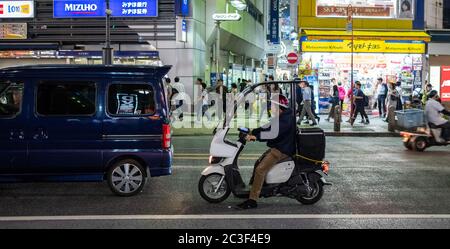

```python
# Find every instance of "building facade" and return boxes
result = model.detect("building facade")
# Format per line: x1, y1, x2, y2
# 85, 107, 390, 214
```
297, 0, 430, 113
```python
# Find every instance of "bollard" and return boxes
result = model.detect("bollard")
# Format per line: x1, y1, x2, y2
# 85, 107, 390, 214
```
334, 105, 341, 132
388, 106, 396, 132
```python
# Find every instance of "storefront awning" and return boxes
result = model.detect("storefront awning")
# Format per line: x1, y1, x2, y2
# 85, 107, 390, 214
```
303, 30, 431, 42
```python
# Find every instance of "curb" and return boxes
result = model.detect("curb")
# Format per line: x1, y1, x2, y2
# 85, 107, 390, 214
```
173, 132, 400, 137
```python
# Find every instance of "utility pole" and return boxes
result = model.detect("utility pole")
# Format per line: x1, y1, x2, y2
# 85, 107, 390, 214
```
103, 0, 113, 65
347, 5, 354, 117
215, 21, 221, 79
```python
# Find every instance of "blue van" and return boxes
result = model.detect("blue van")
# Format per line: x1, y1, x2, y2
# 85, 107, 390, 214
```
0, 65, 173, 196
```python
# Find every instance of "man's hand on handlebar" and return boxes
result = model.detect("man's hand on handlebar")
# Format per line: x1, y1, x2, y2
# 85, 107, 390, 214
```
245, 135, 257, 142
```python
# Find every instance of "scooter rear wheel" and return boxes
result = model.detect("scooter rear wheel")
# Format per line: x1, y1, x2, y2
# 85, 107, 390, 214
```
199, 173, 231, 203
297, 181, 324, 205
412, 137, 428, 152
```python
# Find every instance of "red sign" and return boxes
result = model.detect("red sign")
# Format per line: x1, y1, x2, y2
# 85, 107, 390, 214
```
441, 66, 450, 102
0, 4, 3, 15
287, 52, 298, 64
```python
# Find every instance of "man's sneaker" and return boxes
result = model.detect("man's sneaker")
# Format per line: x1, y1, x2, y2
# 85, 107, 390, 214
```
365, 120, 370, 124
236, 199, 257, 210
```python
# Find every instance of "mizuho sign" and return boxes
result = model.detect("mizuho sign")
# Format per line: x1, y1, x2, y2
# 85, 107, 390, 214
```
212, 13, 241, 21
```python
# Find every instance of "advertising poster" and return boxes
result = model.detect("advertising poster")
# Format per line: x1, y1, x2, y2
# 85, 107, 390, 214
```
316, 0, 414, 19
116, 93, 138, 115
441, 66, 450, 102
0, 0, 35, 18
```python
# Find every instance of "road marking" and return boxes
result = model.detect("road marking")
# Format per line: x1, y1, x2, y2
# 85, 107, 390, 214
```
172, 165, 450, 170
1, 214, 450, 222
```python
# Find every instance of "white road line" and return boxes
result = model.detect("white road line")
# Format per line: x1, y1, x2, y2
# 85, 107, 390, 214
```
0, 214, 450, 222
171, 165, 450, 170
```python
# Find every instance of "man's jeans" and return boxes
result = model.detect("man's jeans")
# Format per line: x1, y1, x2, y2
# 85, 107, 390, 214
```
249, 148, 288, 201
377, 95, 386, 116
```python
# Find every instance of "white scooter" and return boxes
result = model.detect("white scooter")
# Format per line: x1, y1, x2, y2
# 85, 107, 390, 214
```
198, 81, 331, 205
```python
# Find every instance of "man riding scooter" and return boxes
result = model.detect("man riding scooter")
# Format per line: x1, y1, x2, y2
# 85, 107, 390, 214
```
236, 94, 296, 210
425, 90, 450, 140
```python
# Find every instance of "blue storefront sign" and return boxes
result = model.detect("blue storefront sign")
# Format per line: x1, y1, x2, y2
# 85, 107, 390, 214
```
110, 0, 158, 17
53, 0, 158, 18
269, 0, 280, 44
53, 0, 106, 18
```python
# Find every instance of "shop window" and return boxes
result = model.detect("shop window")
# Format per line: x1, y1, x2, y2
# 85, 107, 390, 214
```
0, 82, 24, 118
37, 82, 96, 116
108, 83, 156, 116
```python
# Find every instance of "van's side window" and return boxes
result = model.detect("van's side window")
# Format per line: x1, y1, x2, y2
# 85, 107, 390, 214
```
0, 82, 24, 118
108, 84, 156, 116
37, 82, 96, 116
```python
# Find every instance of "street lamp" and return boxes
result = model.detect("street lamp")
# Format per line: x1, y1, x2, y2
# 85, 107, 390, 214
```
230, 0, 247, 11
103, 0, 113, 65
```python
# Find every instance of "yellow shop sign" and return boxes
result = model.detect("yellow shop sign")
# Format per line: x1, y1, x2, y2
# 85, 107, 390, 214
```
301, 40, 426, 54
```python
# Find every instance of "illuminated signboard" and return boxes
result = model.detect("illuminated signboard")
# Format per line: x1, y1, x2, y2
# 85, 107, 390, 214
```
53, 0, 158, 18
316, 0, 415, 19
0, 23, 27, 39
301, 39, 426, 54
0, 1, 35, 18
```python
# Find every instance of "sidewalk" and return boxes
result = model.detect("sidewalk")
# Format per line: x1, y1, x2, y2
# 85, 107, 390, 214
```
172, 112, 398, 137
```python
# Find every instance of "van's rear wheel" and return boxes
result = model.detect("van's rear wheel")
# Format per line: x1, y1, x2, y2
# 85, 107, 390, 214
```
107, 159, 146, 197
199, 174, 230, 203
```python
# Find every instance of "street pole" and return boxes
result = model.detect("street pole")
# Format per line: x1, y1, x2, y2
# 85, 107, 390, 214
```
348, 5, 354, 117
103, 0, 113, 65
215, 21, 221, 81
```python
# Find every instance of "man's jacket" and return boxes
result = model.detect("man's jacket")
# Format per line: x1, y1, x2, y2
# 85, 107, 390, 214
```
251, 108, 296, 156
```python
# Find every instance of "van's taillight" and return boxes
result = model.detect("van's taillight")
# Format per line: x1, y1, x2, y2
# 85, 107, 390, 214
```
162, 124, 171, 149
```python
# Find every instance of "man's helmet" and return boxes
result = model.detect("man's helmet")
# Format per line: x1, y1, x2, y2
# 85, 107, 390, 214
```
428, 90, 438, 99
271, 94, 289, 109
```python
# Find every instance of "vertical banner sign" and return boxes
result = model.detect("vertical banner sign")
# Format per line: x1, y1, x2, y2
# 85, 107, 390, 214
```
441, 66, 450, 102
269, 0, 279, 44
175, 0, 188, 16
181, 18, 187, 42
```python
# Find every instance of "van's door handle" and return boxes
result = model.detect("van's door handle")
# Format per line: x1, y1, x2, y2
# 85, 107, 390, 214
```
33, 128, 48, 140
9, 129, 25, 140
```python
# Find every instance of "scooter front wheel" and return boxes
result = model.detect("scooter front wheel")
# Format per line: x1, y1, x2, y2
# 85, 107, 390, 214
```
198, 173, 231, 203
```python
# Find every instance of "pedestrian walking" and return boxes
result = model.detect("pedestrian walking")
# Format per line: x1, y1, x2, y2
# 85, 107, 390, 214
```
326, 85, 340, 122
350, 81, 369, 126
215, 79, 228, 118
195, 78, 204, 122
171, 76, 186, 121
258, 85, 269, 119
375, 77, 388, 118
298, 81, 317, 126
200, 82, 211, 121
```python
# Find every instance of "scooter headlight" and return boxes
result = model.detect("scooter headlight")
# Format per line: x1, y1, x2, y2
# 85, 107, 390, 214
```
209, 156, 224, 164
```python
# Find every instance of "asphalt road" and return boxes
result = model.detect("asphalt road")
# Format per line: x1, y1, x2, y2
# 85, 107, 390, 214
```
0, 136, 450, 229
